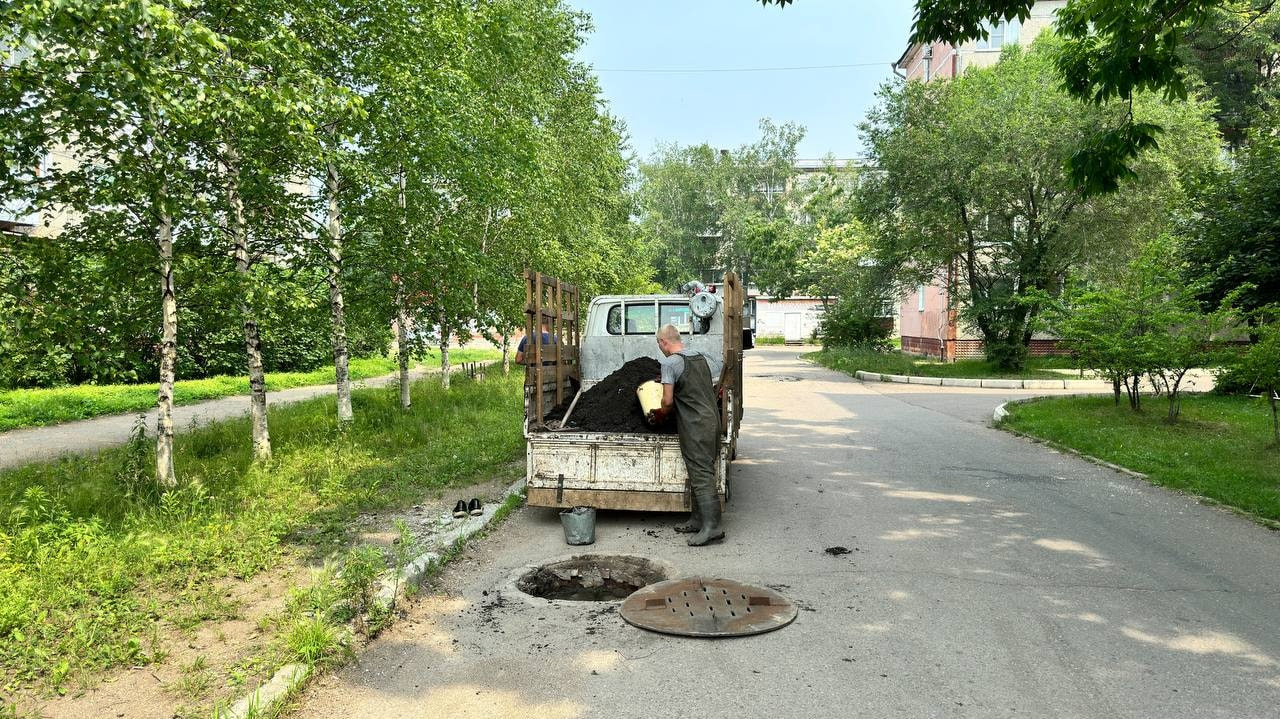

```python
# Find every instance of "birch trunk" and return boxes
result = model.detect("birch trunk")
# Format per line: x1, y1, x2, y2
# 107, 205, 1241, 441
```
228, 150, 271, 460
440, 309, 451, 390
395, 279, 411, 409
395, 164, 411, 409
155, 210, 178, 487
326, 160, 353, 423
501, 335, 510, 376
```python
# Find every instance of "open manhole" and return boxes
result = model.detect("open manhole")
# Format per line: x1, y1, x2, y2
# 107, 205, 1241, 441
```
516, 554, 667, 602
619, 578, 798, 637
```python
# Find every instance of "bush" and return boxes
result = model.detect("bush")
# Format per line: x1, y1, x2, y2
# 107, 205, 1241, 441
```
819, 300, 891, 349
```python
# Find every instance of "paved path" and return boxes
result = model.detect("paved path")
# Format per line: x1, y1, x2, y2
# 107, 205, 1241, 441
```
0, 365, 470, 470
292, 346, 1280, 719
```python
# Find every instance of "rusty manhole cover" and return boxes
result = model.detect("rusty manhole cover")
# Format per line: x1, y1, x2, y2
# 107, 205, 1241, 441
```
619, 578, 797, 637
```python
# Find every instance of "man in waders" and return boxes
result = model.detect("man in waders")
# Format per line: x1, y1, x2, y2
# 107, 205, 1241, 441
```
648, 324, 724, 546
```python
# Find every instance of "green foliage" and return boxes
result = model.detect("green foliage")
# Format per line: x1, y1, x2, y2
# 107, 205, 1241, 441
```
1004, 394, 1280, 520
860, 40, 1219, 371
907, 0, 1238, 195
638, 119, 805, 292
1182, 123, 1280, 316
0, 371, 523, 689
1183, 2, 1280, 147
1230, 307, 1280, 442
819, 301, 892, 350
1053, 237, 1236, 418
284, 617, 343, 666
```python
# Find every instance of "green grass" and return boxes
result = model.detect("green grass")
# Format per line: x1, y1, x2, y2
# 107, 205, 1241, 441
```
810, 346, 1077, 379
0, 348, 502, 431
1003, 394, 1280, 522
0, 369, 523, 692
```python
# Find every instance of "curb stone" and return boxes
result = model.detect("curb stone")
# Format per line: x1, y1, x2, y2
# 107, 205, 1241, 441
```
993, 399, 1149, 480
847, 370, 1097, 390
218, 477, 527, 719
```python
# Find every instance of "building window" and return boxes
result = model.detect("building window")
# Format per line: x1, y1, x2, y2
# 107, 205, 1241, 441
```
917, 285, 926, 312
975, 18, 1020, 50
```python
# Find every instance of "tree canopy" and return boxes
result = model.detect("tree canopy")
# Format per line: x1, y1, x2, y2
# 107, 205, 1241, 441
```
857, 41, 1219, 368
761, 0, 1274, 195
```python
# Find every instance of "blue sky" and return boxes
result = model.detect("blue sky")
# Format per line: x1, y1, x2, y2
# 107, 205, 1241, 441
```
568, 0, 917, 162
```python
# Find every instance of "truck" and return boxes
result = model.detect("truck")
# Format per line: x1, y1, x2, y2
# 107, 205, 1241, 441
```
522, 270, 748, 512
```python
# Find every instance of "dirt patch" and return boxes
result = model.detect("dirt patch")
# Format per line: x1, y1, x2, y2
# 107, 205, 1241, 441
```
544, 358, 675, 434
25, 560, 298, 719
11, 473, 519, 719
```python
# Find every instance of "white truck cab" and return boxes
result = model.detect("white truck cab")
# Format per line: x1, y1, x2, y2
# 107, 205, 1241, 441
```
580, 294, 726, 386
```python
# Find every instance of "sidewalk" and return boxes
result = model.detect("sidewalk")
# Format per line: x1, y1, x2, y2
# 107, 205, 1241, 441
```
0, 365, 471, 471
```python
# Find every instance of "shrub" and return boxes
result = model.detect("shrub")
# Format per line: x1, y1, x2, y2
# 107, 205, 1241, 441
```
820, 300, 891, 349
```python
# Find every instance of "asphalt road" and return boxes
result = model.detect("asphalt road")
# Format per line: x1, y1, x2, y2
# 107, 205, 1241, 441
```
292, 346, 1280, 719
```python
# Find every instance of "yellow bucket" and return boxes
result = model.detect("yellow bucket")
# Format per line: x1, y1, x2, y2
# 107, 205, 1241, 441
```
636, 380, 664, 415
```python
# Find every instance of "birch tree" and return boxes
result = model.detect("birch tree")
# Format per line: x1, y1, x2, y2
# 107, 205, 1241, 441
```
1, 1, 234, 485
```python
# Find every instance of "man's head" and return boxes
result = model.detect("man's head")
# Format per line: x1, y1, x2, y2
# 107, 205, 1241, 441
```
656, 324, 683, 357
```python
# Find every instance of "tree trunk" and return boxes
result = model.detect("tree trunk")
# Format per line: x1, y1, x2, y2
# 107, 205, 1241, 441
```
228, 150, 271, 461
1270, 388, 1278, 443
1112, 376, 1121, 406
440, 310, 451, 390
326, 160, 353, 423
155, 210, 178, 487
395, 278, 411, 409
501, 335, 510, 377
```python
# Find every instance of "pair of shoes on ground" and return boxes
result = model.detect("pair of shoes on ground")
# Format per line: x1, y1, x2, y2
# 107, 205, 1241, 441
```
452, 498, 483, 518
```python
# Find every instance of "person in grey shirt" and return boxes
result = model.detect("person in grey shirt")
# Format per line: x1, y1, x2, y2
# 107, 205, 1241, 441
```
647, 324, 725, 546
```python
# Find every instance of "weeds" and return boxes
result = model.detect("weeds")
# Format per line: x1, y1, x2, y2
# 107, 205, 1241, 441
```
283, 617, 343, 666
0, 371, 523, 693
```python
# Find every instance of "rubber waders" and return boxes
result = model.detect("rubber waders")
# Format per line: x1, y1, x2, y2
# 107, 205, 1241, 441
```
686, 495, 725, 546
674, 500, 702, 533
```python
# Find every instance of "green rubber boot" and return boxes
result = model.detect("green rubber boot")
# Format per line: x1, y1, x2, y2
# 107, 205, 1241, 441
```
686, 496, 725, 546
673, 500, 702, 533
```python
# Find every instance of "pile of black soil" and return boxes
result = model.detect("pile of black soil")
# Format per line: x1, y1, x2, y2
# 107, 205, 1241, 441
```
544, 357, 675, 434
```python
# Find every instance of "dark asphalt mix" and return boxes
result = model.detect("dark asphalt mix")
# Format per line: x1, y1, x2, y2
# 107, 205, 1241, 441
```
281, 346, 1280, 719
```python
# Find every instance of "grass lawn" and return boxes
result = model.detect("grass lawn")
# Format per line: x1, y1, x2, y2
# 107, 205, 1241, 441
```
1002, 394, 1280, 523
0, 347, 502, 432
0, 369, 524, 695
810, 346, 1077, 379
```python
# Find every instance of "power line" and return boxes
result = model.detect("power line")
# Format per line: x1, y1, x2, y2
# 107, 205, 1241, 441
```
593, 61, 891, 74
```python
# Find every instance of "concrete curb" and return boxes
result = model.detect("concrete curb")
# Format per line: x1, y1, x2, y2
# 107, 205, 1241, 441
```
851, 370, 1106, 390
219, 477, 528, 719
992, 399, 1149, 480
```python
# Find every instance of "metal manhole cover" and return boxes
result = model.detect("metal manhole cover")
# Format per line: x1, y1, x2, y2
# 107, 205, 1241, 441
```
619, 578, 797, 637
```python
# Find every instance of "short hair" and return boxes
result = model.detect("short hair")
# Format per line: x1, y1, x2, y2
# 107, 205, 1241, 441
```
656, 324, 681, 343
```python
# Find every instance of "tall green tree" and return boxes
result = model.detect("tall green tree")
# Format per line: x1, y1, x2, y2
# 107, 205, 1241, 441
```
1183, 1, 1280, 147
1, 0, 240, 485
1182, 119, 1280, 318
638, 119, 803, 292
859, 42, 1219, 369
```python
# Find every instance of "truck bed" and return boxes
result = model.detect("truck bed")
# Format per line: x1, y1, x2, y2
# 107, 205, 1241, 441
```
525, 424, 730, 512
